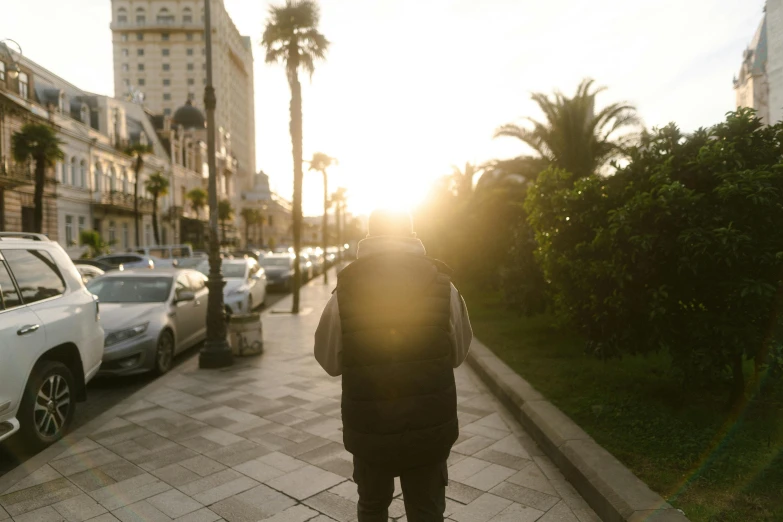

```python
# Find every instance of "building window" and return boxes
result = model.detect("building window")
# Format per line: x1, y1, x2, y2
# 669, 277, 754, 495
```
157, 8, 175, 24
136, 32, 143, 41
121, 48, 129, 57
187, 63, 194, 71
18, 72, 28, 98
162, 33, 170, 41
117, 7, 127, 24
137, 48, 144, 56
163, 108, 172, 116
138, 63, 145, 71
122, 223, 129, 249
163, 93, 171, 101
121, 63, 129, 72
162, 48, 170, 57
71, 157, 78, 185
61, 156, 69, 184
65, 216, 73, 246
162, 63, 170, 71
136, 7, 145, 24
183, 7, 193, 23
187, 48, 194, 56
122, 78, 130, 89
109, 221, 116, 245
78, 216, 86, 241
80, 160, 87, 187
163, 79, 170, 86
138, 78, 145, 86
145, 224, 152, 246
121, 34, 129, 42
187, 78, 195, 86
123, 170, 129, 193
186, 33, 194, 41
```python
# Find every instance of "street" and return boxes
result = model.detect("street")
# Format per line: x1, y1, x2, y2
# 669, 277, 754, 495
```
0, 292, 288, 476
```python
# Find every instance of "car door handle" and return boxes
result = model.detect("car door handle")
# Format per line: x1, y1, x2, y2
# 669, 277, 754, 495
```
17, 324, 40, 336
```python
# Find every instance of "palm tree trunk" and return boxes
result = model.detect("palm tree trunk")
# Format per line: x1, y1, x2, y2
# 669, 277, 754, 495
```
152, 196, 160, 245
33, 156, 45, 233
290, 72, 303, 313
322, 171, 328, 284
133, 158, 142, 247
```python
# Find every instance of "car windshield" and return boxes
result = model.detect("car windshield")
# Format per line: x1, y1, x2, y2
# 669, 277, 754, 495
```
263, 258, 291, 267
197, 262, 247, 278
87, 276, 172, 303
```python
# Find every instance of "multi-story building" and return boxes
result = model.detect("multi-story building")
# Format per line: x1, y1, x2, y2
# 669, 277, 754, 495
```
735, 11, 770, 123
108, 0, 256, 202
0, 45, 234, 255
243, 170, 292, 249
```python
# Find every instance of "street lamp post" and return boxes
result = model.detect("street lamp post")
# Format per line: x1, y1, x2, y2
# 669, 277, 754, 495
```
199, 0, 232, 369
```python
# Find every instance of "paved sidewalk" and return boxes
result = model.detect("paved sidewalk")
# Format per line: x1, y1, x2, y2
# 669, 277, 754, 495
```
0, 272, 600, 522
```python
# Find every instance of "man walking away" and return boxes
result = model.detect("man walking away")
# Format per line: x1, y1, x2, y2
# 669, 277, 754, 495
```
314, 208, 473, 522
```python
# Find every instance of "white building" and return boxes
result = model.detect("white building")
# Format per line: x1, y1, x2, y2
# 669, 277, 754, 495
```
735, 11, 770, 123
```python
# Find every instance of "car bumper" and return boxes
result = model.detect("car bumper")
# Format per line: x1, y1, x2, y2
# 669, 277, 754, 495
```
97, 334, 158, 376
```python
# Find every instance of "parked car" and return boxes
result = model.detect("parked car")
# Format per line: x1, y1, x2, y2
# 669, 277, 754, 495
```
261, 254, 295, 291
298, 253, 314, 281
86, 268, 208, 376
135, 245, 194, 267
234, 249, 265, 262
76, 264, 105, 283
73, 259, 115, 272
0, 232, 103, 449
197, 258, 267, 315
95, 253, 156, 270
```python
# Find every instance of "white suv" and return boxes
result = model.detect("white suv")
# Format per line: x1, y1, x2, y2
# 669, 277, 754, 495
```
0, 233, 103, 450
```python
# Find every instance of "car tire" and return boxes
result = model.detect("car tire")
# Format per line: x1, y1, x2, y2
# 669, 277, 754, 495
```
153, 330, 175, 376
18, 360, 77, 451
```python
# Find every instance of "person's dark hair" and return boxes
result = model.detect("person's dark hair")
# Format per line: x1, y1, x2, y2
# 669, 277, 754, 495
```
368, 208, 415, 237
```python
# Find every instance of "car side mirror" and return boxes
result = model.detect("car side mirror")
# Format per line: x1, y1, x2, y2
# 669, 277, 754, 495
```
176, 290, 195, 303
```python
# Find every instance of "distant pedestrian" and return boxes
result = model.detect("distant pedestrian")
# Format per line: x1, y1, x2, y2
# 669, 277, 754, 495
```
314, 208, 472, 522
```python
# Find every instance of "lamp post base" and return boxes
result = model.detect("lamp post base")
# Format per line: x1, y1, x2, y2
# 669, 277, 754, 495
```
199, 341, 233, 369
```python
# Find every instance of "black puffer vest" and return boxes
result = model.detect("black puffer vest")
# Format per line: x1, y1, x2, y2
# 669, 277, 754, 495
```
336, 252, 458, 472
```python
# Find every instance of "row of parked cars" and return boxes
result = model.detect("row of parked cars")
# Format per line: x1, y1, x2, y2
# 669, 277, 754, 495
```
0, 236, 327, 451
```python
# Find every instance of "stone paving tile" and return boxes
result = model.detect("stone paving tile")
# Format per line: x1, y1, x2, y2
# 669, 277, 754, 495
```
0, 477, 82, 516
146, 490, 203, 519
90, 474, 172, 511
170, 507, 221, 522
447, 456, 491, 483
191, 476, 258, 506
86, 513, 121, 522
50, 449, 121, 477
12, 505, 65, 522
203, 440, 272, 467
261, 504, 320, 522
179, 456, 226, 478
449, 493, 513, 522
232, 458, 286, 483
52, 493, 108, 521
489, 482, 559, 512
507, 463, 559, 496
487, 502, 545, 522
151, 465, 203, 488
2, 464, 62, 495
445, 480, 484, 505
210, 484, 295, 521
303, 490, 356, 522
112, 499, 172, 522
265, 464, 345, 501
459, 464, 517, 492
538, 500, 580, 522
53, 439, 105, 462
474, 448, 533, 471
0, 505, 8, 520
452, 435, 496, 456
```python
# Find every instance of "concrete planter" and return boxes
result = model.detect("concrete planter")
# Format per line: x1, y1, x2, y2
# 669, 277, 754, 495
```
228, 312, 263, 356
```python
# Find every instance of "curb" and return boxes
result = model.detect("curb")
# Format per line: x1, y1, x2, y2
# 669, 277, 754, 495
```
466, 340, 690, 522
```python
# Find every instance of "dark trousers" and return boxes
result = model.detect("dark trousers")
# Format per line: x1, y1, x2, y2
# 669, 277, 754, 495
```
353, 457, 448, 522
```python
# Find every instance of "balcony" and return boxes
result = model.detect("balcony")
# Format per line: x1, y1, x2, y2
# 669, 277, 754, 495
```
92, 191, 153, 215
218, 155, 237, 174
0, 162, 34, 188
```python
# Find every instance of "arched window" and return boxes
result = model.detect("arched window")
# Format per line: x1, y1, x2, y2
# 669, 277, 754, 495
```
157, 7, 174, 24
18, 72, 28, 98
108, 166, 116, 192
80, 160, 86, 188
117, 7, 127, 24
136, 7, 146, 24
80, 105, 90, 125
94, 163, 102, 192
122, 169, 129, 194
183, 7, 192, 23
70, 157, 77, 186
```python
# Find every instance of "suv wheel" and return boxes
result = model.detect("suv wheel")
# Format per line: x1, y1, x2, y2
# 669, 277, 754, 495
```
18, 361, 76, 450
154, 331, 175, 375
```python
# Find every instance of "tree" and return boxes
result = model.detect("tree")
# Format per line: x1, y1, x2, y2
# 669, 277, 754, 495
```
218, 199, 234, 245
11, 123, 64, 234
125, 143, 153, 247
330, 187, 347, 261
495, 79, 640, 180
79, 230, 110, 258
240, 207, 262, 247
144, 171, 170, 245
309, 152, 336, 283
263, 0, 330, 313
449, 162, 482, 201
187, 187, 208, 219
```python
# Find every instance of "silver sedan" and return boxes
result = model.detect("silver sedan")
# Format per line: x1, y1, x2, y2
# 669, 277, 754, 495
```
87, 268, 208, 376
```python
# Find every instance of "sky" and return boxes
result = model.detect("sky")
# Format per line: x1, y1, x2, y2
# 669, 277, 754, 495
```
0, 0, 767, 216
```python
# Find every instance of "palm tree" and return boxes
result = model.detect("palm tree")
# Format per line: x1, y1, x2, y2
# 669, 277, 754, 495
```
186, 187, 208, 219
263, 0, 330, 313
449, 162, 482, 201
11, 123, 64, 234
144, 171, 170, 245
330, 187, 347, 262
308, 152, 336, 283
125, 143, 153, 247
240, 207, 262, 247
218, 199, 234, 245
494, 79, 640, 180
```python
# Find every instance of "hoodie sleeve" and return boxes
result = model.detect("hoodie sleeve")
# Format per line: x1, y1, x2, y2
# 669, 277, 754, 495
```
450, 284, 473, 368
314, 293, 343, 377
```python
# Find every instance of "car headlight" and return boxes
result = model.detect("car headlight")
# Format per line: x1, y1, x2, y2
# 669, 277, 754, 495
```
105, 323, 148, 347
